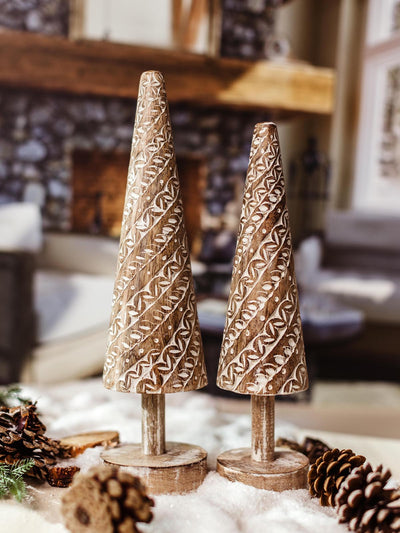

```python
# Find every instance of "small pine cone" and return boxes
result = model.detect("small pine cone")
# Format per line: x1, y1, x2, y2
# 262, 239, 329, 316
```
308, 448, 366, 506
0, 404, 72, 481
62, 466, 154, 533
335, 462, 400, 532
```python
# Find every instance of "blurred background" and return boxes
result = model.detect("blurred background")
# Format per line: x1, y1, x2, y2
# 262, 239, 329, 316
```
0, 0, 399, 435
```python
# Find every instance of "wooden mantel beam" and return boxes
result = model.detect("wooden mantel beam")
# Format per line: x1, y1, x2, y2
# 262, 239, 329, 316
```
0, 30, 335, 114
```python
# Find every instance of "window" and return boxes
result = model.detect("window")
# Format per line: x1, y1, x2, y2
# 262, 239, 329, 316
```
353, 0, 400, 213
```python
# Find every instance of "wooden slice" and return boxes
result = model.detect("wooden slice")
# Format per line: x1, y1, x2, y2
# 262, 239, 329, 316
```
101, 442, 208, 495
60, 431, 120, 457
217, 448, 309, 491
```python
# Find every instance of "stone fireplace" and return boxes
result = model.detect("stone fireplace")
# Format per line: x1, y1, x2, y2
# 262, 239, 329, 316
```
0, 88, 269, 265
0, 0, 275, 267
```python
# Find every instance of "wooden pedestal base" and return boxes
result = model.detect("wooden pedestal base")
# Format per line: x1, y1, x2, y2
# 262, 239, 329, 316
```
101, 442, 208, 495
217, 448, 309, 491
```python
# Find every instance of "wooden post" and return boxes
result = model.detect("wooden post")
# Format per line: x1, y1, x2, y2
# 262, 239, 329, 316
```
251, 396, 275, 463
142, 394, 165, 456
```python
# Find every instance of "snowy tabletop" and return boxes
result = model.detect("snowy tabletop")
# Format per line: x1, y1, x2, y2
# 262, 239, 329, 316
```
1, 379, 396, 533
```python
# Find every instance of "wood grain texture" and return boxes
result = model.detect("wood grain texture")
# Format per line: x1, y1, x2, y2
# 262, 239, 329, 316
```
101, 442, 208, 494
251, 396, 275, 462
0, 30, 335, 114
217, 448, 309, 491
142, 394, 165, 456
60, 431, 120, 457
217, 122, 308, 396
103, 71, 207, 394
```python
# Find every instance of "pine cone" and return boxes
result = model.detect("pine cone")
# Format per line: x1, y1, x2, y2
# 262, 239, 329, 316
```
0, 404, 71, 481
336, 462, 400, 532
303, 437, 332, 464
276, 436, 331, 465
308, 448, 366, 506
61, 466, 154, 533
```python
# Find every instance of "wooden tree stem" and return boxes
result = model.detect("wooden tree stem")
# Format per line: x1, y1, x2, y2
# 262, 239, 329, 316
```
142, 394, 165, 456
251, 395, 275, 462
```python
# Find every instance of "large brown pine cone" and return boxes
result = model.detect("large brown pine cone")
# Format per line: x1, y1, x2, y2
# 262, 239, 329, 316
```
62, 466, 154, 533
0, 404, 71, 481
308, 448, 366, 506
276, 436, 331, 464
335, 462, 400, 532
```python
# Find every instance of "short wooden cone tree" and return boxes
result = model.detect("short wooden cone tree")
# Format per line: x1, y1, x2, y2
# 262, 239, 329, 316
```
216, 122, 309, 491
101, 71, 208, 495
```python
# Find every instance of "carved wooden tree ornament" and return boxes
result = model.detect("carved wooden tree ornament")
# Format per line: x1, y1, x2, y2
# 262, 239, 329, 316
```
101, 70, 208, 494
216, 122, 309, 491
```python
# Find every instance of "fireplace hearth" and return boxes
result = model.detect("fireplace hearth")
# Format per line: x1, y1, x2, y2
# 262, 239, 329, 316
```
72, 149, 207, 256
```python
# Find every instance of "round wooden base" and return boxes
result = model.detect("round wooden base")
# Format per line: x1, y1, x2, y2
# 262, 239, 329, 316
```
217, 448, 309, 491
101, 442, 207, 495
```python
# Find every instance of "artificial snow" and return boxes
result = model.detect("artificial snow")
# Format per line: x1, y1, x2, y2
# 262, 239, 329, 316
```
2, 379, 351, 532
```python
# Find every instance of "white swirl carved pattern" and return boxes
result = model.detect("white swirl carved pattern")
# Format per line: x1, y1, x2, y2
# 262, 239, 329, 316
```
103, 71, 207, 394
217, 123, 308, 396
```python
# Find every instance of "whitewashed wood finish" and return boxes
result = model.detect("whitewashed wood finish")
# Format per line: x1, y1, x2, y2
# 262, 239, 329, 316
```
103, 70, 207, 394
101, 442, 208, 494
216, 448, 309, 491
217, 122, 308, 396
142, 393, 165, 455
60, 431, 120, 457
251, 395, 275, 462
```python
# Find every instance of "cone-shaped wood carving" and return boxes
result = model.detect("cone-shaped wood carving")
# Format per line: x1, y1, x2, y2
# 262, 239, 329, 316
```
217, 122, 308, 396
101, 71, 207, 495
103, 70, 207, 395
216, 123, 309, 492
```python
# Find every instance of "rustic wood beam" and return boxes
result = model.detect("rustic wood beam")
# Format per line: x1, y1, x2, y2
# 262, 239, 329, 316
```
0, 30, 335, 114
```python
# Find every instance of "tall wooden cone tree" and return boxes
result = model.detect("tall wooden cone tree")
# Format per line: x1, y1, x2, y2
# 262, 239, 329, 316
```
103, 70, 207, 395
216, 122, 309, 491
101, 71, 208, 494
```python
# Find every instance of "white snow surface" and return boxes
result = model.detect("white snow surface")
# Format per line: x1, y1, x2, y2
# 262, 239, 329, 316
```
2, 379, 347, 533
